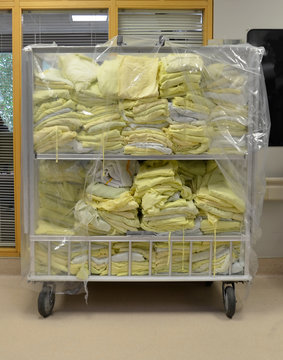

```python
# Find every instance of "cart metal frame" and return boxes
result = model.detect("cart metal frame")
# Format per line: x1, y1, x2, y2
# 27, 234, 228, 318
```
21, 43, 261, 318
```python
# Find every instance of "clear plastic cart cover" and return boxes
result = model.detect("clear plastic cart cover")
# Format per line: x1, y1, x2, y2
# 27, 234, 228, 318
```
21, 36, 270, 294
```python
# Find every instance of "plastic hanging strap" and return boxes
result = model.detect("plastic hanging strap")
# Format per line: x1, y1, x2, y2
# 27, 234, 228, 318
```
83, 281, 89, 305
167, 231, 171, 267
182, 228, 185, 271
55, 126, 59, 163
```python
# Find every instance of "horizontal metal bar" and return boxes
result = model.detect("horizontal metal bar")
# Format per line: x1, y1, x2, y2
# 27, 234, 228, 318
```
28, 274, 252, 282
30, 235, 247, 242
35, 153, 246, 161
26, 45, 253, 54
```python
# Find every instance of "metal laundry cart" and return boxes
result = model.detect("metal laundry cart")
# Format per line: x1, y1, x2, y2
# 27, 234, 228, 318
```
21, 39, 269, 318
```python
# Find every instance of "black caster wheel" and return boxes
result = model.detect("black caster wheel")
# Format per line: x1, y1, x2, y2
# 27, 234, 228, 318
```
38, 284, 55, 318
222, 283, 236, 319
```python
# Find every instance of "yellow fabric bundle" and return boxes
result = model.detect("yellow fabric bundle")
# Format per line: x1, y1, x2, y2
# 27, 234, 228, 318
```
123, 128, 173, 155
34, 126, 77, 154
200, 219, 242, 234
132, 161, 198, 232
75, 103, 125, 153
118, 55, 159, 99
158, 54, 203, 99
33, 79, 80, 154
208, 104, 248, 154
194, 166, 245, 227
161, 53, 204, 73
120, 97, 172, 155
59, 53, 98, 92
153, 242, 190, 274
164, 123, 211, 154
35, 161, 85, 235
71, 83, 105, 107
34, 68, 74, 90
203, 63, 247, 106
153, 241, 241, 275
74, 180, 140, 235
97, 57, 122, 99
35, 242, 90, 280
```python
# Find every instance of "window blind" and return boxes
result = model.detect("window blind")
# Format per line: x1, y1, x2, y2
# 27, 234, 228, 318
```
118, 9, 203, 45
22, 10, 109, 47
0, 10, 15, 247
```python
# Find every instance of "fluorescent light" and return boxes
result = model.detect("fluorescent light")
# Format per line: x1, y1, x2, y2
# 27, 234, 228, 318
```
72, 15, 108, 22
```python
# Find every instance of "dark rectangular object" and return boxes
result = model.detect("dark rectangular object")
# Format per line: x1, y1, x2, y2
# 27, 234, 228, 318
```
247, 29, 283, 146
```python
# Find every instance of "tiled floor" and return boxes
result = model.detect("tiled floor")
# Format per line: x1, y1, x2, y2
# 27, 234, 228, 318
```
0, 258, 283, 360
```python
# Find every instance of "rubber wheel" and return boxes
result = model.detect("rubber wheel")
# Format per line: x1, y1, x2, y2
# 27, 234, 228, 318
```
223, 286, 236, 319
38, 286, 55, 318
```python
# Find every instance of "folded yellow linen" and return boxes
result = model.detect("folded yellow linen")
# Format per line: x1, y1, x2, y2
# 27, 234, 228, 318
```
59, 53, 98, 92
118, 55, 159, 99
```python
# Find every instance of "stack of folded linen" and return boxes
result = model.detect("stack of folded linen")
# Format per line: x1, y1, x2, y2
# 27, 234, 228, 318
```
203, 62, 248, 153
190, 241, 242, 275
69, 243, 90, 280
158, 53, 203, 98
110, 242, 149, 276
76, 103, 126, 153
33, 87, 80, 154
35, 161, 85, 235
132, 160, 198, 232
34, 67, 74, 90
35, 241, 90, 280
152, 241, 190, 274
203, 63, 248, 106
200, 219, 242, 234
90, 241, 150, 276
91, 242, 110, 276
152, 241, 242, 275
208, 104, 248, 154
120, 98, 172, 155
74, 160, 140, 235
194, 163, 245, 234
164, 95, 213, 154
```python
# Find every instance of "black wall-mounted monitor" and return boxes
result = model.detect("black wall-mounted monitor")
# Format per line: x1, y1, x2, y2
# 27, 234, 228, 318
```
247, 29, 283, 146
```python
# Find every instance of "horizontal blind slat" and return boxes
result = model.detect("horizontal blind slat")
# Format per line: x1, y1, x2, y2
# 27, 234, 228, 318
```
118, 9, 203, 45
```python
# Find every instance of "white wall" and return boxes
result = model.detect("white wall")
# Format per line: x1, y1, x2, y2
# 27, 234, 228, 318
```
214, 0, 283, 41
214, 0, 283, 257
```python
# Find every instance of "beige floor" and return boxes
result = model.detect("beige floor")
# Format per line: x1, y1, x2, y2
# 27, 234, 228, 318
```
0, 261, 283, 360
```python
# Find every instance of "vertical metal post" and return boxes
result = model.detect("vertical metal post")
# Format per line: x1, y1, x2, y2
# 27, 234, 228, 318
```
128, 240, 132, 276
68, 241, 71, 276
209, 241, 213, 277
88, 241, 91, 276
189, 241, 193, 276
149, 241, 152, 276
108, 241, 111, 276
48, 241, 51, 275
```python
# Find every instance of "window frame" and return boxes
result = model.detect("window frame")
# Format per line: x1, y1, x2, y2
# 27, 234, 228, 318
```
0, 0, 213, 257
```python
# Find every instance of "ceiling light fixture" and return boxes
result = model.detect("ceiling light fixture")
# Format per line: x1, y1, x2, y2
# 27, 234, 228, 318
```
72, 15, 108, 22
